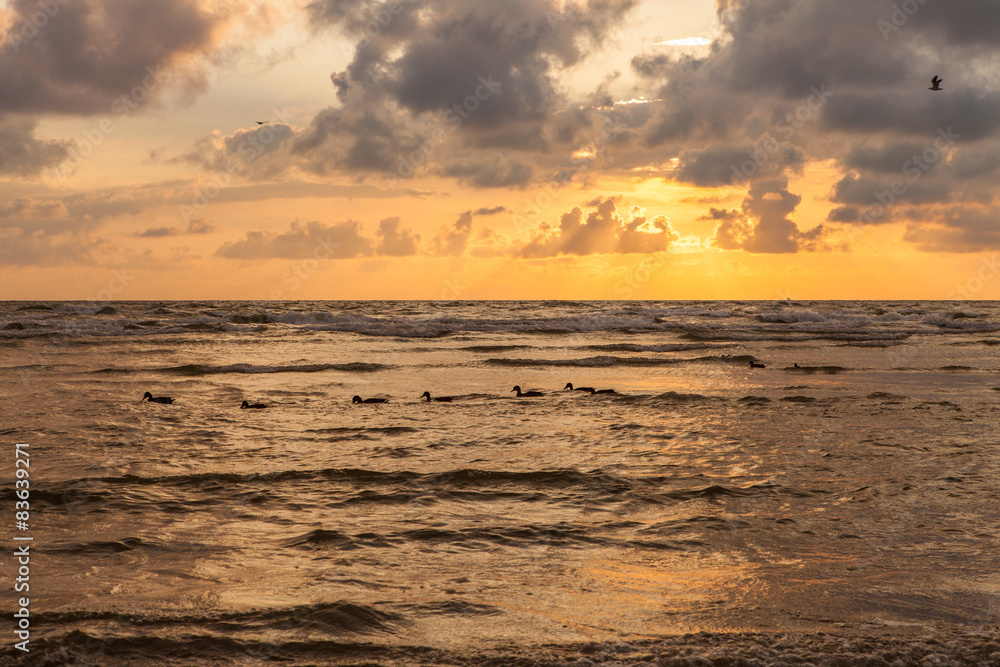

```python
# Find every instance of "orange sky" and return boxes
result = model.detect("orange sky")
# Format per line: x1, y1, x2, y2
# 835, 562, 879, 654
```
2, 0, 1000, 300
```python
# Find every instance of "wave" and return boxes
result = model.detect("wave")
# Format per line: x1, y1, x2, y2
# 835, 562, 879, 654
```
42, 537, 162, 554
650, 391, 721, 403
4, 301, 1000, 339
150, 362, 387, 375
37, 601, 404, 635
14, 627, 998, 666
783, 365, 850, 374
583, 342, 738, 353
486, 354, 754, 368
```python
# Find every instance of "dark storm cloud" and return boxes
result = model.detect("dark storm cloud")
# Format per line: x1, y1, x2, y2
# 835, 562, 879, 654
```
518, 197, 677, 257
280, 0, 638, 182
0, 0, 250, 116
903, 207, 1000, 252
440, 156, 534, 189
620, 0, 1000, 253
675, 142, 805, 188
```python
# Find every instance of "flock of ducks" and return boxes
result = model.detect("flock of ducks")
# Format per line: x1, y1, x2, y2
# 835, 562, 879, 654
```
142, 361, 779, 408
140, 381, 625, 408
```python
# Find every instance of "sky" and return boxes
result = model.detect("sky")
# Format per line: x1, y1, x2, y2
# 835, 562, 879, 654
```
2, 0, 1000, 300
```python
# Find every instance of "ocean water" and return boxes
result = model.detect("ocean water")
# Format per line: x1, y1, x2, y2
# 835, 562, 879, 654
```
2, 300, 1000, 665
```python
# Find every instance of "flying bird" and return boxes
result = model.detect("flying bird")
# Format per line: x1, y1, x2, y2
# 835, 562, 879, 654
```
929, 76, 943, 91
256, 120, 269, 125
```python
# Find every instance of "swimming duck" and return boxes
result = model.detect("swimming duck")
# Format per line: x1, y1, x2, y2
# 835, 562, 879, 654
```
749, 361, 766, 369
420, 391, 454, 403
241, 401, 268, 409
512, 386, 544, 397
352, 395, 388, 404
141, 392, 173, 404
564, 382, 596, 392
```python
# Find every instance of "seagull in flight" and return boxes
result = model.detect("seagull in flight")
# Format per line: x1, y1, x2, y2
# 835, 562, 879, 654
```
929, 76, 943, 91
256, 120, 269, 125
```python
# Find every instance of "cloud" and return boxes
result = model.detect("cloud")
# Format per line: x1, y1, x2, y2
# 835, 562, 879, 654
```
431, 210, 474, 257
0, 119, 74, 176
0, 197, 68, 219
271, 0, 639, 184
708, 178, 829, 254
216, 220, 373, 260
137, 218, 214, 238
613, 0, 1000, 253
174, 123, 296, 176
519, 197, 678, 257
375, 217, 420, 256
0, 227, 94, 265
138, 226, 177, 238
0, 0, 278, 116
474, 205, 508, 216
187, 218, 215, 234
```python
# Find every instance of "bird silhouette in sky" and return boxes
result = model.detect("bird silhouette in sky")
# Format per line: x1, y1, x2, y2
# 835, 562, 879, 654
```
929, 76, 943, 91
256, 120, 268, 125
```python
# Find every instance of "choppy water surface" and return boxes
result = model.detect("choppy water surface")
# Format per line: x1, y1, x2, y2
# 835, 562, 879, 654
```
2, 301, 999, 665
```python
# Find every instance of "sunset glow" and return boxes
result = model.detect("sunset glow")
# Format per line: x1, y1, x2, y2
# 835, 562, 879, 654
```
2, 0, 999, 300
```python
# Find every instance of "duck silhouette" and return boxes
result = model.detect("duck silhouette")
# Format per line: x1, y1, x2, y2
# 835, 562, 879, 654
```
420, 391, 454, 403
749, 361, 766, 369
141, 392, 173, 404
241, 401, 268, 409
512, 386, 544, 397
352, 396, 388, 404
564, 382, 595, 392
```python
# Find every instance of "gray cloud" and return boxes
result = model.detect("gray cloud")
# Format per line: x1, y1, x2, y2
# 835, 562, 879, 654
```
138, 226, 177, 238
709, 178, 829, 254
0, 0, 272, 116
216, 220, 373, 260
0, 227, 94, 265
375, 216, 420, 256
0, 119, 74, 176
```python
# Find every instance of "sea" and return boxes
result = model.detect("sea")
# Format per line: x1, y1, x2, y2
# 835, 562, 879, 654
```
1, 300, 999, 666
